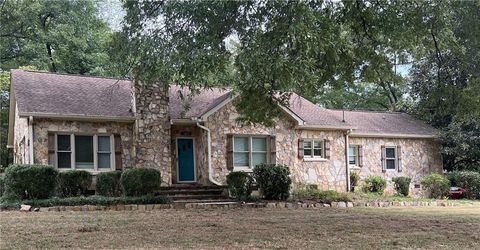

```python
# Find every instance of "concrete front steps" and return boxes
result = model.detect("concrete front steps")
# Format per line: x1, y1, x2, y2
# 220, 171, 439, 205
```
156, 185, 235, 204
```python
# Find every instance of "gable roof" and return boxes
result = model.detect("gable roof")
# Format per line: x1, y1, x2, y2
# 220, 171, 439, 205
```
11, 70, 134, 120
9, 70, 438, 138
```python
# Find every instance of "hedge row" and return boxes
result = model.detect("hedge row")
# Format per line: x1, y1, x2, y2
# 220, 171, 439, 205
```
1, 165, 162, 201
0, 195, 171, 210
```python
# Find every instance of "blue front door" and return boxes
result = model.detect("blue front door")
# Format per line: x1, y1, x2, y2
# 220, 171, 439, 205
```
177, 138, 195, 182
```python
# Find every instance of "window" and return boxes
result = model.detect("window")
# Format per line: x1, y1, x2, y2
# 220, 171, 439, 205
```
56, 134, 114, 171
303, 140, 323, 158
233, 136, 268, 169
385, 147, 397, 170
349, 145, 358, 166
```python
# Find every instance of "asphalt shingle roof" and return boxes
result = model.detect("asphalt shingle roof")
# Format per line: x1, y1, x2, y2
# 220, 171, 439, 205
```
11, 70, 438, 137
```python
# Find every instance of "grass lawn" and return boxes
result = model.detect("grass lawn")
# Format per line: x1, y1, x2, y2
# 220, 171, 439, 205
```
1, 206, 480, 249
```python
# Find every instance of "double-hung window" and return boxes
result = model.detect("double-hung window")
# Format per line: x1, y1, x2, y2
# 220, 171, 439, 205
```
349, 145, 358, 166
233, 136, 268, 169
56, 134, 114, 171
303, 140, 324, 158
385, 146, 397, 170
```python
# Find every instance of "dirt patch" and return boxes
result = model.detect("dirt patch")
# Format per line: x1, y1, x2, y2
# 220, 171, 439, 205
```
1, 206, 479, 249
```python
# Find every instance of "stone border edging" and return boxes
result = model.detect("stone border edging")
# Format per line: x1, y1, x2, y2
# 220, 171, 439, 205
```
1, 200, 459, 212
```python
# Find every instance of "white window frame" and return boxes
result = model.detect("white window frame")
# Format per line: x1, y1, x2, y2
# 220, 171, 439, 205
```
55, 133, 115, 172
348, 145, 358, 167
233, 136, 269, 171
303, 139, 325, 160
384, 146, 397, 171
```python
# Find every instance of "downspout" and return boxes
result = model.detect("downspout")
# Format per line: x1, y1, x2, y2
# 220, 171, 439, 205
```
196, 121, 222, 186
28, 116, 34, 164
344, 129, 352, 192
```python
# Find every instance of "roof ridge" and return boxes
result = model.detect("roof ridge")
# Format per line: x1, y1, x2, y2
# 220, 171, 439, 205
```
327, 108, 406, 114
13, 69, 131, 81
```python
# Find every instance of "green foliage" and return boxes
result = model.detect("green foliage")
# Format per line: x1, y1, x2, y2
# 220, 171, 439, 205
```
448, 171, 480, 199
3, 164, 58, 200
121, 168, 161, 196
96, 171, 123, 197
350, 171, 360, 192
362, 176, 387, 194
226, 171, 254, 200
0, 195, 171, 210
392, 177, 412, 197
252, 164, 291, 200
0, 176, 4, 196
441, 119, 480, 171
56, 170, 92, 197
293, 187, 352, 203
421, 173, 450, 199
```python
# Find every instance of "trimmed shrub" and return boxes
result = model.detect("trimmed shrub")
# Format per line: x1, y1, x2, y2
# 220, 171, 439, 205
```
350, 171, 360, 192
0, 176, 4, 197
421, 173, 450, 199
253, 164, 291, 200
4, 164, 58, 200
96, 171, 123, 197
392, 177, 412, 196
226, 171, 254, 200
0, 195, 171, 209
293, 187, 352, 202
121, 168, 161, 196
448, 171, 480, 199
362, 176, 387, 194
57, 170, 92, 197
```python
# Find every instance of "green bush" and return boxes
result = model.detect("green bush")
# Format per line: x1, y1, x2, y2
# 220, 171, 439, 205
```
121, 168, 161, 196
96, 171, 123, 197
392, 177, 412, 196
362, 176, 387, 194
448, 171, 480, 199
3, 164, 58, 200
0, 176, 4, 197
350, 171, 360, 192
57, 170, 92, 197
421, 173, 450, 199
293, 187, 352, 202
0, 195, 171, 209
226, 171, 254, 200
253, 164, 291, 200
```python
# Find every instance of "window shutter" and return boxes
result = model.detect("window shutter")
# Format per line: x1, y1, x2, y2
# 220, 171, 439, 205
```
48, 132, 55, 166
298, 139, 304, 159
269, 135, 276, 164
114, 134, 123, 171
226, 134, 233, 170
324, 139, 331, 159
358, 145, 364, 167
397, 146, 402, 172
381, 145, 386, 172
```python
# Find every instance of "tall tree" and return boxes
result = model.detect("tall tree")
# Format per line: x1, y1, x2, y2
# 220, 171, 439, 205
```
120, 0, 456, 125
0, 0, 115, 76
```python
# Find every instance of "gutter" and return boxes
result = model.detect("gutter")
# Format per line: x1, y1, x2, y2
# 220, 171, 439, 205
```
28, 116, 34, 164
195, 120, 222, 186
19, 112, 136, 122
296, 125, 356, 131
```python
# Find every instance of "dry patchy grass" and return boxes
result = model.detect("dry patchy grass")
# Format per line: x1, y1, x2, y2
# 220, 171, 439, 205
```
1, 206, 480, 249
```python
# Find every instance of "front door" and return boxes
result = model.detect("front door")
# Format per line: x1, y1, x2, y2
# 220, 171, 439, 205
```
177, 138, 196, 182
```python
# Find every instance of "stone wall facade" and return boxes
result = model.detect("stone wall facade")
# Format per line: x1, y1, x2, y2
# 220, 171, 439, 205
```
348, 137, 443, 196
13, 103, 29, 164
205, 102, 348, 192
134, 82, 172, 185
32, 119, 134, 169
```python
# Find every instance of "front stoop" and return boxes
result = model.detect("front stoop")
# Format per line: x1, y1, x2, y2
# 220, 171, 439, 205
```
156, 185, 234, 204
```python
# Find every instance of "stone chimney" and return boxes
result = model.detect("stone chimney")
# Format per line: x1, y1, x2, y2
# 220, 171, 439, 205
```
134, 81, 171, 185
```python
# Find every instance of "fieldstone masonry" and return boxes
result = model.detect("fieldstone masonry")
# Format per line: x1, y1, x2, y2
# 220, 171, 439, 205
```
134, 81, 172, 185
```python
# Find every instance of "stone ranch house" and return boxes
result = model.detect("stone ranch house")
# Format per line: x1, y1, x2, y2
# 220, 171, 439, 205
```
7, 70, 443, 194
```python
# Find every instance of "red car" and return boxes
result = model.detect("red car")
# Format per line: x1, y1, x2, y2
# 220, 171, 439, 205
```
449, 187, 467, 199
